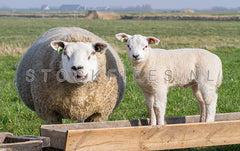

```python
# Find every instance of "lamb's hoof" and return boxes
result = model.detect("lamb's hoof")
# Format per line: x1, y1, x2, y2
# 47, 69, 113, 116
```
156, 124, 163, 129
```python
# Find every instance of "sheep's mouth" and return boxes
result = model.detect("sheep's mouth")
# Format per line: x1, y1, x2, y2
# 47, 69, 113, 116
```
76, 74, 88, 81
133, 57, 143, 62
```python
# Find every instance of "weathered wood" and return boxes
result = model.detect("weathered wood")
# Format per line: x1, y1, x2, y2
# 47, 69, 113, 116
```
0, 139, 43, 151
0, 132, 13, 144
23, 136, 50, 148
40, 128, 67, 150
41, 112, 240, 130
11, 136, 51, 148
166, 112, 240, 124
0, 135, 50, 151
40, 112, 240, 150
42, 147, 63, 151
65, 120, 240, 151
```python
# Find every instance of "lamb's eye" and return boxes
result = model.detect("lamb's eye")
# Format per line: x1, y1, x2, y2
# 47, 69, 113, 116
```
143, 45, 148, 50
127, 45, 131, 50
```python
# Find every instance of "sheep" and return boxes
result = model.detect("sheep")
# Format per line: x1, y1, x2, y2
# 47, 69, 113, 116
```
116, 33, 222, 126
15, 27, 126, 124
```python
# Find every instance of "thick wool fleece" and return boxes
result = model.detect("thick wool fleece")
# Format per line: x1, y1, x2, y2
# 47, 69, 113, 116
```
16, 27, 126, 123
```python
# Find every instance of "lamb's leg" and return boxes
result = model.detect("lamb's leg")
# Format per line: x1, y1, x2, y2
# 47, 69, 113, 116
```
191, 85, 206, 122
143, 92, 156, 125
154, 88, 168, 125
200, 85, 218, 122
205, 91, 218, 122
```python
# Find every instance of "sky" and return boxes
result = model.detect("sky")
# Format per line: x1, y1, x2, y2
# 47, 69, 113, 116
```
0, 0, 240, 10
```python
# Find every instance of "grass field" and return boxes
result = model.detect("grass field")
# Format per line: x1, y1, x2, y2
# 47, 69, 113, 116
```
0, 17, 239, 150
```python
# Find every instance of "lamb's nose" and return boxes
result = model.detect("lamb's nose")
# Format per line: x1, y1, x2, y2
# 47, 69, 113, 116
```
72, 66, 84, 70
133, 54, 139, 59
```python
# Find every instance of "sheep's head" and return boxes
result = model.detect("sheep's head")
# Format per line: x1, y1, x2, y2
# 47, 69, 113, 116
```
51, 40, 107, 83
116, 33, 159, 63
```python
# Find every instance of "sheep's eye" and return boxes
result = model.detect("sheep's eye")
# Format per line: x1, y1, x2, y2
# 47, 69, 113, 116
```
143, 45, 148, 50
127, 45, 131, 50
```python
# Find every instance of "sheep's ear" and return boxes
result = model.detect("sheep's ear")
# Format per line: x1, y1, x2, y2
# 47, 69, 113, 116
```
93, 42, 107, 53
115, 33, 131, 43
50, 40, 67, 54
146, 37, 160, 45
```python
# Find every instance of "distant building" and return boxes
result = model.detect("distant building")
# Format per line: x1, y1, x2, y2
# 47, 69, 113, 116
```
59, 4, 85, 11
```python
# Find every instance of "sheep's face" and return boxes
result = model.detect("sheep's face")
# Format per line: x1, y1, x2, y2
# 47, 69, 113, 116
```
51, 41, 107, 83
115, 33, 159, 63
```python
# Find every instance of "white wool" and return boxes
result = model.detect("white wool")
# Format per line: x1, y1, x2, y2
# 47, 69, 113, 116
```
116, 33, 222, 125
50, 41, 104, 83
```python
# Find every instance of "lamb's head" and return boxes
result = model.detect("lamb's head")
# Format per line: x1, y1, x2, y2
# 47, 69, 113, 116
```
116, 33, 159, 63
51, 40, 107, 83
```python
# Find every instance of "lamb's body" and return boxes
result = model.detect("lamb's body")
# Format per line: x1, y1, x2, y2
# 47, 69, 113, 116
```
16, 27, 126, 123
135, 48, 222, 125
134, 48, 222, 91
116, 33, 222, 125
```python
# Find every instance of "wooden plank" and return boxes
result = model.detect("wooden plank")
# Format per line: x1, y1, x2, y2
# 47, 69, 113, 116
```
0, 140, 43, 151
40, 112, 240, 150
166, 112, 240, 124
2, 136, 51, 148
40, 127, 67, 150
40, 112, 240, 131
0, 132, 13, 144
22, 136, 50, 148
65, 120, 240, 151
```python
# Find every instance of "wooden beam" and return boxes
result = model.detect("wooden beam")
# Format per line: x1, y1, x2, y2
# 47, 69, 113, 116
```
40, 112, 240, 150
2, 136, 51, 148
0, 140, 43, 151
0, 132, 13, 144
65, 120, 240, 151
40, 112, 240, 130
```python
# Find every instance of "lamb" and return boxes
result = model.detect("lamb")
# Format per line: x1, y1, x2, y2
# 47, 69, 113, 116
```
15, 27, 126, 124
116, 33, 222, 125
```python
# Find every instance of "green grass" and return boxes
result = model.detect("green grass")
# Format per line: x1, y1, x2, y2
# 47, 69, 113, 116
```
119, 12, 240, 16
0, 17, 239, 150
0, 17, 240, 50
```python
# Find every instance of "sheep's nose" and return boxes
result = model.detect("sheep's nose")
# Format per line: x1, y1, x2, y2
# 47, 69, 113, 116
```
72, 66, 84, 70
132, 54, 140, 59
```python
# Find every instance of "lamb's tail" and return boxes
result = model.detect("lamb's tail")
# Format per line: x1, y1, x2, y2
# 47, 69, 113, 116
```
216, 58, 223, 87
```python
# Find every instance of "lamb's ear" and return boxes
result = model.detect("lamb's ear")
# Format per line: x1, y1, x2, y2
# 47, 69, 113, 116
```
146, 37, 160, 45
50, 40, 67, 53
93, 42, 107, 53
115, 33, 131, 43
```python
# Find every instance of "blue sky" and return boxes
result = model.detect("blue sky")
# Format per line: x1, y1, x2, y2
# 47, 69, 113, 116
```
0, 0, 240, 9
